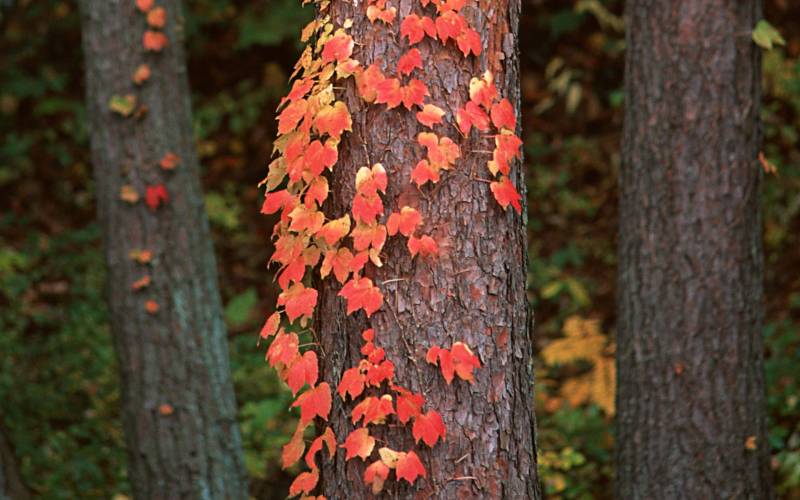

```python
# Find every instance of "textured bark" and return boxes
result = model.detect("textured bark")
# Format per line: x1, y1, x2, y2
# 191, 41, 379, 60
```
0, 418, 31, 500
78, 1, 247, 498
315, 1, 540, 498
617, 1, 773, 498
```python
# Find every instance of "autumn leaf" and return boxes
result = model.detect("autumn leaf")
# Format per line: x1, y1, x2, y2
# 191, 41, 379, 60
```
350, 222, 387, 252
397, 49, 423, 76
401, 14, 437, 45
342, 428, 375, 461
120, 185, 139, 204
146, 6, 166, 28
132, 64, 150, 85
282, 426, 306, 469
456, 101, 490, 135
304, 426, 336, 469
469, 70, 498, 109
267, 330, 299, 368
416, 104, 445, 129
144, 299, 159, 314
286, 350, 319, 395
313, 101, 352, 139
435, 10, 465, 44
356, 64, 386, 103
352, 395, 395, 425
408, 235, 439, 258
259, 312, 281, 339
277, 283, 318, 322
489, 176, 522, 214
412, 410, 446, 447
321, 32, 354, 64
456, 28, 482, 57
288, 469, 318, 498
315, 215, 351, 246
395, 388, 425, 424
363, 460, 390, 494
136, 0, 154, 13
131, 274, 151, 291
159, 151, 180, 170
396, 451, 426, 484
277, 99, 308, 135
339, 277, 383, 317
143, 31, 168, 52
320, 248, 354, 284
338, 366, 366, 400
128, 248, 153, 264
367, 5, 397, 24
490, 98, 516, 130
386, 207, 422, 237
427, 342, 480, 384
411, 160, 440, 187
109, 94, 137, 117
292, 382, 332, 424
145, 184, 169, 211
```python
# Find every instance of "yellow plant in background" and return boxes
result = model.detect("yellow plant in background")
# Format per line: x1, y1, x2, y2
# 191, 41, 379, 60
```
542, 316, 616, 415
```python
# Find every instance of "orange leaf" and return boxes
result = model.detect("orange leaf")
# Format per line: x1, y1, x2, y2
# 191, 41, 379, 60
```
260, 312, 281, 338
261, 189, 298, 217
146, 6, 166, 28
288, 205, 325, 234
315, 215, 351, 246
313, 101, 352, 139
131, 274, 151, 291
120, 185, 139, 203
305, 427, 337, 469
490, 176, 522, 214
451, 341, 481, 382
386, 207, 422, 237
411, 159, 440, 187
267, 330, 299, 368
305, 176, 329, 208
288, 469, 319, 497
365, 360, 394, 387
416, 104, 445, 129
418, 132, 460, 169
435, 10, 465, 43
412, 410, 446, 447
145, 184, 168, 211
396, 451, 426, 484
277, 99, 308, 135
350, 222, 387, 252
469, 70, 498, 110
144, 299, 160, 314
342, 428, 375, 461
135, 0, 153, 12
401, 14, 437, 45
321, 32, 354, 64
456, 101, 490, 135
352, 395, 395, 425
158, 403, 173, 415
320, 248, 354, 284
488, 133, 523, 176
159, 152, 181, 170
132, 64, 151, 85
363, 460, 390, 494
490, 98, 516, 130
339, 277, 383, 317
128, 248, 153, 264
456, 27, 482, 57
395, 388, 425, 424
367, 5, 397, 24
401, 79, 428, 110
408, 235, 438, 258
282, 426, 306, 469
286, 350, 319, 395
292, 382, 332, 424
337, 366, 366, 400
143, 31, 168, 52
277, 283, 318, 322
397, 49, 422, 76
356, 64, 386, 103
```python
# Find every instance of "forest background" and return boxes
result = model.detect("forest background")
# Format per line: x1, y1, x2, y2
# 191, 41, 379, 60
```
0, 0, 798, 498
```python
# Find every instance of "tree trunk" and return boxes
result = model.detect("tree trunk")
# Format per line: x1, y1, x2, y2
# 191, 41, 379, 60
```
316, 2, 540, 498
617, 1, 773, 498
78, 1, 247, 498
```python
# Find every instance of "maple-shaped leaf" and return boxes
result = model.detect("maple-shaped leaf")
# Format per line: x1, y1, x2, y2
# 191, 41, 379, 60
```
401, 14, 437, 45
305, 426, 336, 469
303, 139, 338, 177
260, 312, 281, 339
159, 152, 181, 170
132, 64, 150, 85
490, 98, 516, 130
277, 99, 308, 135
395, 388, 425, 424
469, 70, 498, 110
375, 77, 402, 109
367, 5, 397, 24
386, 207, 422, 237
267, 330, 299, 368
416, 104, 445, 129
261, 190, 298, 216
281, 78, 314, 107
282, 426, 306, 469
352, 395, 395, 425
315, 215, 351, 246
286, 350, 319, 395
313, 101, 352, 139
136, 0, 153, 12
435, 10, 465, 43
288, 205, 325, 234
401, 79, 429, 110
456, 101, 490, 135
320, 248, 354, 284
456, 27, 482, 57
418, 132, 460, 169
352, 191, 384, 224
396, 451, 426, 484
356, 64, 386, 103
488, 133, 523, 176
145, 184, 168, 211
288, 469, 319, 498
363, 460, 390, 494
338, 366, 366, 400
321, 32, 354, 64
365, 360, 395, 387
397, 49, 423, 76
146, 6, 166, 28
350, 222, 387, 252
411, 160, 441, 187
277, 283, 318, 322
355, 163, 388, 194
339, 277, 383, 317
342, 428, 375, 461
408, 235, 439, 258
490, 176, 522, 214
425, 0, 466, 12
305, 176, 329, 208
142, 31, 168, 52
412, 410, 446, 447
292, 382, 332, 424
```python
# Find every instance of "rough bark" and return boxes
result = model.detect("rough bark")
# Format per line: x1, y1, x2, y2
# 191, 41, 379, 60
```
315, 1, 540, 498
617, 1, 773, 498
78, 1, 247, 498
0, 418, 31, 500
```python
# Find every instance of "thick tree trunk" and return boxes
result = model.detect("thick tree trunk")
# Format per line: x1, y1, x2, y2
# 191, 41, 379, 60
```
617, 1, 773, 498
78, 1, 247, 498
316, 2, 540, 499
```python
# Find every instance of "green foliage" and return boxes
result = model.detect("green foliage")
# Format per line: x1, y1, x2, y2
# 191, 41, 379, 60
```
753, 20, 786, 51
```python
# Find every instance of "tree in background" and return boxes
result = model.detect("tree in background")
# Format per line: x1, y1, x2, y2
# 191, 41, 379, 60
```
259, 0, 541, 497
78, 0, 247, 497
617, 1, 773, 497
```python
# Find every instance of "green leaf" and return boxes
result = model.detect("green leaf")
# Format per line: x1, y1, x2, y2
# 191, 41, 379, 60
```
752, 20, 785, 50
108, 94, 136, 117
224, 287, 258, 327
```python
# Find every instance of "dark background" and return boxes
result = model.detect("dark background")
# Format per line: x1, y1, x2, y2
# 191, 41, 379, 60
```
1, 0, 798, 497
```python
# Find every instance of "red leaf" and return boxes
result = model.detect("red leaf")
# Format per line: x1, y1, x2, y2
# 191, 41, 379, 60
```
142, 31, 168, 52
315, 215, 351, 246
320, 248, 354, 284
145, 184, 168, 211
132, 64, 150, 85
352, 191, 384, 224
401, 79, 428, 110
303, 139, 338, 176
396, 451, 426, 484
146, 6, 166, 28
352, 395, 395, 425
277, 283, 318, 322
339, 277, 383, 317
282, 426, 306, 469
305, 427, 336, 469
261, 189, 297, 216
456, 27, 482, 57
267, 330, 299, 368
386, 206, 422, 237
416, 104, 445, 129
395, 389, 425, 424
356, 64, 386, 103
490, 176, 522, 214
408, 235, 439, 258
401, 14, 437, 45
490, 98, 516, 130
363, 460, 390, 494
367, 5, 397, 24
136, 0, 154, 13
321, 33, 354, 64
313, 101, 352, 139
305, 176, 329, 208
350, 223, 387, 252
451, 341, 482, 382
159, 152, 181, 170
375, 77, 402, 109
288, 205, 325, 234
397, 49, 423, 76
411, 159, 441, 187
292, 382, 332, 424
260, 312, 281, 339
337, 366, 366, 400
365, 360, 395, 387
488, 133, 523, 176
342, 428, 375, 461
277, 99, 308, 135
469, 70, 498, 109
435, 10, 465, 43
286, 350, 319, 395
412, 410, 446, 447
288, 469, 319, 497
418, 132, 460, 169
456, 101, 490, 135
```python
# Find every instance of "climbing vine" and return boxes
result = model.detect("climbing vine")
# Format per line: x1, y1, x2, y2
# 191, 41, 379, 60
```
260, 0, 523, 497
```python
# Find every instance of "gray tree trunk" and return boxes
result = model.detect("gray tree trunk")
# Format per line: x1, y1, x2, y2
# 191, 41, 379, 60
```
78, 1, 247, 497
617, 1, 773, 498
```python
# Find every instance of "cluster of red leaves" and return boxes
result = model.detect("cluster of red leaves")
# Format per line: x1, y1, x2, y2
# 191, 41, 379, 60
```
426, 342, 481, 384
400, 0, 481, 57
457, 71, 523, 213
136, 0, 168, 52
366, 0, 396, 24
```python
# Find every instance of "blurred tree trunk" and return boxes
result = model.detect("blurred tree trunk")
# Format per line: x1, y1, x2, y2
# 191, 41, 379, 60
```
0, 418, 31, 500
316, 2, 541, 498
78, 1, 247, 498
617, 1, 773, 498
